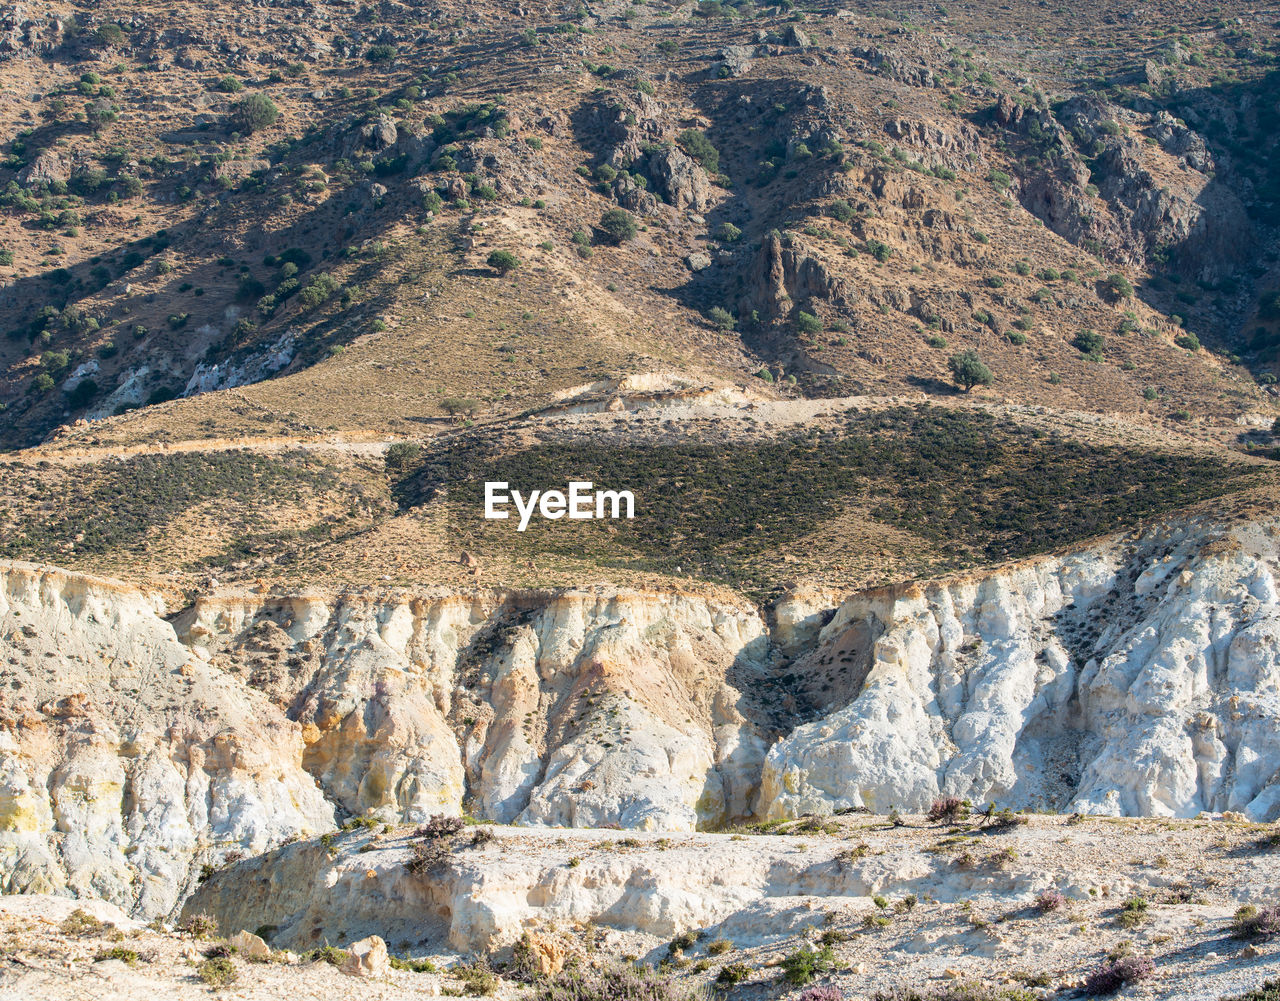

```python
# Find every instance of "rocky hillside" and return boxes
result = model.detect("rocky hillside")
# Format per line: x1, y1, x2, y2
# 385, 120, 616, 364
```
0, 1, 1278, 450
4, 503, 1280, 924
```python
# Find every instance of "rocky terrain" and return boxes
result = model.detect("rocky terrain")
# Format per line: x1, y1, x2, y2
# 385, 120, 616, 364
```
3, 0, 1280, 999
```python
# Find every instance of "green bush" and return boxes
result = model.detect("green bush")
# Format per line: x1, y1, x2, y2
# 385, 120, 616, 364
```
949, 349, 993, 391
780, 945, 834, 986
231, 94, 279, 134
1107, 273, 1135, 299
216, 75, 243, 93
707, 307, 736, 331
1073, 329, 1106, 357
298, 273, 339, 309
198, 956, 237, 988
487, 250, 520, 275
598, 208, 638, 244
717, 222, 742, 242
1174, 332, 1200, 351
677, 129, 720, 173
796, 311, 822, 335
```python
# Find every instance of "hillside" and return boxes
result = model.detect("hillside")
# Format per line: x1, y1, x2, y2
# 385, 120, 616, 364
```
5, 3, 1280, 1000
0, 0, 1277, 454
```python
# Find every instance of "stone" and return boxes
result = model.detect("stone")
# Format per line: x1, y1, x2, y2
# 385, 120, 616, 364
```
342, 934, 389, 977
229, 929, 270, 960
718, 45, 754, 78
783, 25, 811, 48
521, 932, 568, 976
647, 147, 710, 212
18, 149, 70, 188
686, 252, 711, 272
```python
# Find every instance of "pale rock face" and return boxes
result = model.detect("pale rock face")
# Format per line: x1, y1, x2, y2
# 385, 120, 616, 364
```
0, 563, 334, 917
9, 511, 1280, 921
762, 517, 1280, 820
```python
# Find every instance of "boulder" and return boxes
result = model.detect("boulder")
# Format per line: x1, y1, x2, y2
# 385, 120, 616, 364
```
19, 149, 70, 188
361, 114, 398, 150
647, 147, 710, 212
342, 934, 389, 978
718, 45, 754, 78
229, 929, 270, 961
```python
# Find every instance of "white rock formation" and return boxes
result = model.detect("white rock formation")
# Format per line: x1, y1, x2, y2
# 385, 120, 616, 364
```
761, 516, 1280, 820
0, 563, 334, 917
6, 510, 1280, 921
182, 819, 1280, 957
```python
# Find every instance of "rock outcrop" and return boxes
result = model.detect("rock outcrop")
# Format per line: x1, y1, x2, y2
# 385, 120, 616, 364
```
7, 510, 1280, 921
0, 563, 334, 919
762, 516, 1280, 819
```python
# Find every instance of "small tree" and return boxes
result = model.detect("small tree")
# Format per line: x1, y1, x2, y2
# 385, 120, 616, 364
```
707, 306, 735, 330
598, 208, 637, 244
85, 99, 119, 135
1073, 328, 1106, 357
1106, 273, 1135, 299
795, 311, 822, 335
949, 349, 993, 391
231, 93, 279, 134
487, 250, 520, 275
676, 129, 720, 173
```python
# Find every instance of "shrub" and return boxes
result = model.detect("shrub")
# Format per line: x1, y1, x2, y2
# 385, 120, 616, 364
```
799, 988, 843, 1001
988, 169, 1011, 190
365, 43, 397, 62
948, 349, 993, 391
1174, 332, 1201, 351
1035, 890, 1066, 913
487, 250, 520, 275
717, 964, 751, 986
796, 311, 822, 335
85, 99, 120, 133
780, 945, 835, 986
677, 129, 720, 173
231, 94, 279, 134
93, 24, 126, 47
1082, 955, 1154, 995
1233, 904, 1280, 940
406, 814, 466, 874
927, 334, 948, 349
441, 397, 481, 417
978, 804, 1028, 829
1106, 273, 1135, 299
198, 955, 237, 988
1006, 330, 1027, 345
828, 200, 855, 223
94, 946, 139, 965
216, 75, 243, 93
60, 909, 106, 936
867, 239, 892, 262
717, 222, 742, 242
706, 938, 733, 956
927, 796, 969, 824
707, 307, 736, 331
453, 958, 499, 996
181, 913, 218, 939
298, 273, 339, 309
1117, 896, 1148, 928
668, 931, 696, 955
1073, 329, 1105, 356
534, 961, 694, 1001
598, 208, 637, 244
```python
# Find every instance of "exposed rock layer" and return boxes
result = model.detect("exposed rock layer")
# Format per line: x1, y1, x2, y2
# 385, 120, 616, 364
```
4, 511, 1280, 918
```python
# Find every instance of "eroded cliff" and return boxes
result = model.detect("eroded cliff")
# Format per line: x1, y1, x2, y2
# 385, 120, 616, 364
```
3, 509, 1280, 919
